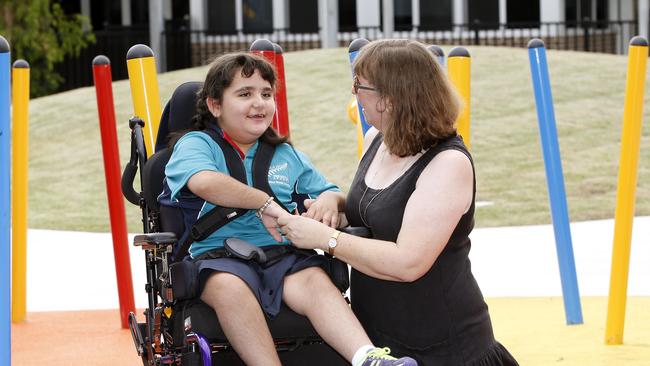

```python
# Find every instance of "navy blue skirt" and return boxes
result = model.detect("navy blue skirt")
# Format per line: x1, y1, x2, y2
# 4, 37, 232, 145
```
196, 248, 327, 318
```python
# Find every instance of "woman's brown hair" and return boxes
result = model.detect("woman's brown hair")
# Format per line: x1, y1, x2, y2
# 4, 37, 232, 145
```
353, 39, 460, 156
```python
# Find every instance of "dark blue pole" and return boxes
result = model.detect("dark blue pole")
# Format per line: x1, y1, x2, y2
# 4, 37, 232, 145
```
348, 38, 371, 135
428, 44, 446, 66
527, 38, 583, 325
0, 35, 12, 365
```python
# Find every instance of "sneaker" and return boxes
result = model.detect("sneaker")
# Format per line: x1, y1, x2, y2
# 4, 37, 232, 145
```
360, 347, 418, 366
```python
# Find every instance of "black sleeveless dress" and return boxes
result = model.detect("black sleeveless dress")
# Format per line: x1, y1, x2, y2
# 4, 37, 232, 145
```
346, 134, 518, 366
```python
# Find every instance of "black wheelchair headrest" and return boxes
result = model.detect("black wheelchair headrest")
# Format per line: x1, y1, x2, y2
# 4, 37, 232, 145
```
155, 81, 204, 152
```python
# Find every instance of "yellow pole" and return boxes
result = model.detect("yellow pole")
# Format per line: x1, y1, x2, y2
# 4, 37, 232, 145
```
11, 60, 29, 323
347, 98, 364, 160
126, 44, 161, 157
448, 47, 471, 150
605, 36, 648, 345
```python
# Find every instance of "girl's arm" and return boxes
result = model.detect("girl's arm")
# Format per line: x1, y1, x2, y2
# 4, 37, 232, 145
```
187, 170, 290, 241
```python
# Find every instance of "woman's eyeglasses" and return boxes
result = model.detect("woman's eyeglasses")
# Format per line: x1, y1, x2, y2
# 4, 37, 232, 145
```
353, 76, 378, 94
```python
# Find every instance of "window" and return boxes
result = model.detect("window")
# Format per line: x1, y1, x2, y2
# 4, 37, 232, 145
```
394, 0, 412, 31
419, 0, 452, 31
566, 0, 608, 27
468, 0, 499, 29
90, 0, 121, 30
507, 0, 540, 28
339, 0, 357, 32
243, 0, 273, 34
207, 0, 237, 34
290, 0, 319, 33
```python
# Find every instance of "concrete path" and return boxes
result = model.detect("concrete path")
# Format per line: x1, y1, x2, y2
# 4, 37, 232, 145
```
23, 217, 650, 312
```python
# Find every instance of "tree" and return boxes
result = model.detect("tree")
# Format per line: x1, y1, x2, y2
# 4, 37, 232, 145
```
0, 0, 94, 97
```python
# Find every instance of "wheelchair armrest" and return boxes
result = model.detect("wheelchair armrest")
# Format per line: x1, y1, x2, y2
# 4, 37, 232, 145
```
340, 226, 371, 238
133, 232, 177, 249
325, 256, 350, 293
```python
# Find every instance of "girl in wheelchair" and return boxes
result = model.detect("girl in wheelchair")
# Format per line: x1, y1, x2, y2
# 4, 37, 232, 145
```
158, 52, 416, 366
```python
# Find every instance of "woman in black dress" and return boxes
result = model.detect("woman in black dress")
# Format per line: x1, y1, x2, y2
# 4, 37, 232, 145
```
278, 39, 519, 366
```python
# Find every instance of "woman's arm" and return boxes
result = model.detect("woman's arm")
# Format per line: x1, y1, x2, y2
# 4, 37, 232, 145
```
278, 149, 473, 282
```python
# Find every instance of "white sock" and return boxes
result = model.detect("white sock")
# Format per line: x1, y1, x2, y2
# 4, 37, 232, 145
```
352, 345, 375, 366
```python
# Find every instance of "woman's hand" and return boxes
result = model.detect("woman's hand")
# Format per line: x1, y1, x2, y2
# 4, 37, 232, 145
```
302, 191, 344, 228
277, 215, 332, 251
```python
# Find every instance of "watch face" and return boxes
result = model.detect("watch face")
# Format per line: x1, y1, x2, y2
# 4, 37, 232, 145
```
328, 238, 337, 248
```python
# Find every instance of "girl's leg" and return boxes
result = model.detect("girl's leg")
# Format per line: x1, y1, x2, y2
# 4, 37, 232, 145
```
200, 272, 281, 366
282, 266, 372, 362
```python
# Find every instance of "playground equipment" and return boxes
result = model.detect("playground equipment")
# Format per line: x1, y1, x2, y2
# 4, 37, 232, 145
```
428, 44, 446, 66
448, 47, 471, 149
127, 44, 162, 158
0, 34, 11, 366
347, 98, 364, 159
348, 38, 371, 135
11, 59, 29, 324
250, 39, 291, 137
605, 36, 648, 345
527, 38, 583, 325
93, 55, 135, 329
273, 43, 291, 137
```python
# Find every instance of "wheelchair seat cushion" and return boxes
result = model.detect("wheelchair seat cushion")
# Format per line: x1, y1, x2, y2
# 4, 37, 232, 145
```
172, 299, 323, 346
196, 249, 327, 318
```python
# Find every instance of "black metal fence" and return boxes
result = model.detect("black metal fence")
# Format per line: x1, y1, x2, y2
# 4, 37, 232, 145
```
54, 19, 637, 92
54, 26, 149, 93
165, 28, 321, 70
164, 19, 637, 72
342, 20, 637, 55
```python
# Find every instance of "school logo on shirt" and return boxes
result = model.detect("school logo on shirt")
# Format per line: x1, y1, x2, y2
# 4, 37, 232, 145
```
268, 162, 290, 187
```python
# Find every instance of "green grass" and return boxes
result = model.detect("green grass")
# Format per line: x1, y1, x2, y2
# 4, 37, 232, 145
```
26, 46, 650, 232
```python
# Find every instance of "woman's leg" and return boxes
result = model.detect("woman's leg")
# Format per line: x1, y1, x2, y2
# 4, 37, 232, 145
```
200, 272, 281, 366
282, 266, 372, 362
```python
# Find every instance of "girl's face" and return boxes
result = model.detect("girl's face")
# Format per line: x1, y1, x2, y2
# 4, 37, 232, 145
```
352, 75, 391, 131
207, 69, 275, 150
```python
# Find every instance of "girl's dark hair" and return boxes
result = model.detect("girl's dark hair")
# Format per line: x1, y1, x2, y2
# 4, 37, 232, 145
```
170, 52, 288, 147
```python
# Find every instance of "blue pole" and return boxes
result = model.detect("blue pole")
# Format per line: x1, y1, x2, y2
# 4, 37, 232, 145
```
527, 38, 583, 325
428, 44, 446, 66
348, 38, 371, 135
0, 35, 12, 366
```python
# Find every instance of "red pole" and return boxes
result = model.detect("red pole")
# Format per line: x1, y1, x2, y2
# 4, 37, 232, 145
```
272, 43, 290, 138
250, 39, 281, 133
92, 55, 135, 329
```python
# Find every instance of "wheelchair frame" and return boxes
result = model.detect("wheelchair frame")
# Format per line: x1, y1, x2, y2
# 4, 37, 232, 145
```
122, 115, 355, 366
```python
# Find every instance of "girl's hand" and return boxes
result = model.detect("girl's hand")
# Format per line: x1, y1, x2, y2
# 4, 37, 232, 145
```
260, 200, 291, 242
302, 191, 342, 228
277, 215, 331, 251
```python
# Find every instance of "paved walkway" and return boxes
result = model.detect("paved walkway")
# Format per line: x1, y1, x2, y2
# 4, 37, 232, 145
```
23, 217, 650, 311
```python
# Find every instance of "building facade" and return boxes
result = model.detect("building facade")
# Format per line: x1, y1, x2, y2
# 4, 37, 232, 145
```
54, 0, 646, 91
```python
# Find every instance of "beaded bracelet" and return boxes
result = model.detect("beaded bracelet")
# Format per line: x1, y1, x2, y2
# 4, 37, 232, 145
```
256, 196, 274, 218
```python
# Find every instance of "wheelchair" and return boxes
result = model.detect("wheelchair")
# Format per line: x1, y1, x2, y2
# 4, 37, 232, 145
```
122, 81, 360, 365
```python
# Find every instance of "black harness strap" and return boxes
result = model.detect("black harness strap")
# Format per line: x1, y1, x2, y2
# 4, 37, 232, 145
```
174, 128, 288, 260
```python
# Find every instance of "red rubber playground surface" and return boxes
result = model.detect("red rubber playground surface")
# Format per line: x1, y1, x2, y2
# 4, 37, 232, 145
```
9, 217, 650, 365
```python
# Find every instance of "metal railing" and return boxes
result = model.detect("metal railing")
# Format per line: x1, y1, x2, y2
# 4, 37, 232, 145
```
164, 19, 636, 72
340, 20, 637, 55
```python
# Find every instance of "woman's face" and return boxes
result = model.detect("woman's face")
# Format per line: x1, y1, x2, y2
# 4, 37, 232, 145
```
207, 69, 275, 147
352, 75, 390, 130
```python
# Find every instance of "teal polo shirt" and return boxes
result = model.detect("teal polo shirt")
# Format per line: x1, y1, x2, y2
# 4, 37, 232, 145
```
163, 131, 339, 258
